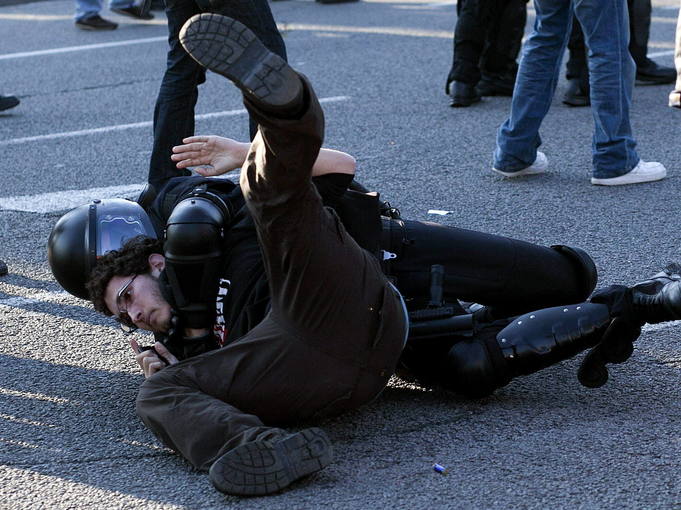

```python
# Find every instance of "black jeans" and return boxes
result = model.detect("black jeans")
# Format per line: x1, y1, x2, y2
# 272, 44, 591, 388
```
148, 0, 287, 190
447, 0, 527, 86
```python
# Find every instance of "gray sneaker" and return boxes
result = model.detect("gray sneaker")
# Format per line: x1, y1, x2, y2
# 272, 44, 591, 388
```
209, 427, 333, 496
179, 13, 302, 111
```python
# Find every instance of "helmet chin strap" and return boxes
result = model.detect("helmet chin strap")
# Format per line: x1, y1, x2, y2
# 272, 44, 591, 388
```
153, 272, 220, 361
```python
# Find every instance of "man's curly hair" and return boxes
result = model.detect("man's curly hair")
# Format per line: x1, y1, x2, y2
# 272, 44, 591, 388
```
86, 235, 164, 316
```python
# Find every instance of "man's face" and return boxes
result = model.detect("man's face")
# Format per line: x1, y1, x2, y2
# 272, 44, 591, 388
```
103, 270, 173, 334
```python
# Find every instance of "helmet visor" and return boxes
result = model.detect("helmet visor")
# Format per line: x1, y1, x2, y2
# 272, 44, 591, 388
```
96, 214, 156, 256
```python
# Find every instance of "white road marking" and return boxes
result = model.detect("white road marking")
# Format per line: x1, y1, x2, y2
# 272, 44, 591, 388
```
0, 173, 238, 213
648, 49, 675, 58
0, 36, 167, 61
0, 22, 458, 62
0, 387, 70, 404
0, 185, 146, 213
0, 413, 58, 428
0, 96, 349, 147
0, 291, 71, 307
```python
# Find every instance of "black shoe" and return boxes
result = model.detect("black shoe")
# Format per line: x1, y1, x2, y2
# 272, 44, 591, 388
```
180, 13, 303, 112
635, 59, 676, 85
75, 14, 118, 30
0, 95, 20, 112
0, 259, 7, 276
111, 5, 154, 20
447, 81, 480, 107
630, 263, 681, 323
209, 428, 333, 496
562, 78, 590, 107
475, 73, 515, 97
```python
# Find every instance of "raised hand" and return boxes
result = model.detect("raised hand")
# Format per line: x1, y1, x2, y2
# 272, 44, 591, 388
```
171, 135, 249, 176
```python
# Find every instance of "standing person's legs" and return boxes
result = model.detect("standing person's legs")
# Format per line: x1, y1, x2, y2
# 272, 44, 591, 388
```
448, 0, 487, 85
575, 0, 640, 179
627, 0, 650, 66
478, 0, 526, 96
493, 0, 571, 173
74, 0, 102, 20
670, 3, 681, 108
563, 15, 591, 106
148, 0, 203, 189
628, 0, 675, 83
446, 0, 489, 105
148, 0, 287, 190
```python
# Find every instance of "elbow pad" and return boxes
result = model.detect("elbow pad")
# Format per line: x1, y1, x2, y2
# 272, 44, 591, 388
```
163, 189, 231, 329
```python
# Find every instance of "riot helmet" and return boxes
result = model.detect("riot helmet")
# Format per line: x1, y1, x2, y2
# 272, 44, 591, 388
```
47, 198, 157, 300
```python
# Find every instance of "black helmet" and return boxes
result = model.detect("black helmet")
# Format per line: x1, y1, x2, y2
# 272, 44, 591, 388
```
47, 198, 157, 300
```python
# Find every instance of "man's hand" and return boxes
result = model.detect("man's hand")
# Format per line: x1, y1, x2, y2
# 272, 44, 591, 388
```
171, 136, 249, 176
130, 339, 179, 379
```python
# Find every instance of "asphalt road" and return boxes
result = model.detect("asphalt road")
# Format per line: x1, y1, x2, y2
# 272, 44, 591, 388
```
1, 1, 680, 508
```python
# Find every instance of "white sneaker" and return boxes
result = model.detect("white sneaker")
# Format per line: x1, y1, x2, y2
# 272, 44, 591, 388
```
590, 160, 667, 186
492, 151, 548, 178
670, 90, 681, 109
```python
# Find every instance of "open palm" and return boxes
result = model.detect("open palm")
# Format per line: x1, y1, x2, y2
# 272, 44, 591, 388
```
171, 136, 248, 176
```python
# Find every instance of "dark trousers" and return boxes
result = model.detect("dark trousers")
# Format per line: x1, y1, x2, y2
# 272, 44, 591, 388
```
136, 79, 408, 471
383, 219, 593, 318
148, 0, 287, 190
447, 0, 527, 85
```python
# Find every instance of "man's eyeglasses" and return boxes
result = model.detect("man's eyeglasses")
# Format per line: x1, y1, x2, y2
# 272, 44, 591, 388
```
115, 274, 138, 333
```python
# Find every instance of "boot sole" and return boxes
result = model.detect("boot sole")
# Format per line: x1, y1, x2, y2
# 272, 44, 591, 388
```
180, 13, 300, 108
449, 95, 480, 107
209, 427, 333, 496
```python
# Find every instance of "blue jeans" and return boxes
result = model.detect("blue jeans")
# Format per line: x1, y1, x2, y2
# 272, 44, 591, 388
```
494, 0, 639, 179
74, 0, 133, 20
148, 0, 286, 190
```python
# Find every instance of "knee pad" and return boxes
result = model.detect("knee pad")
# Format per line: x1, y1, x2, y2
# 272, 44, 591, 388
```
442, 302, 612, 398
551, 244, 598, 300
440, 330, 511, 399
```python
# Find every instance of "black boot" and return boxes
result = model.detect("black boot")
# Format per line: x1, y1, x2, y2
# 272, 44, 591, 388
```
448, 80, 481, 107
476, 72, 515, 97
635, 59, 677, 85
180, 13, 303, 115
629, 264, 681, 323
209, 428, 333, 496
563, 78, 590, 107
577, 265, 681, 387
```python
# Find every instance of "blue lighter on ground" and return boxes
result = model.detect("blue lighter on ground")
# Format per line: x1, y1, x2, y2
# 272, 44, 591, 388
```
433, 463, 448, 474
